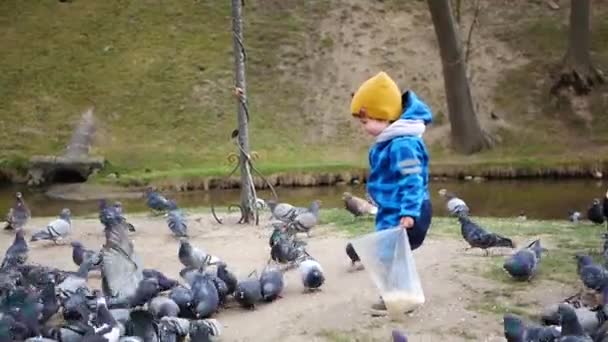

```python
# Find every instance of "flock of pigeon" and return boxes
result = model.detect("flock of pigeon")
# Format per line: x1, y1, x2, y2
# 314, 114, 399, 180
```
0, 187, 338, 342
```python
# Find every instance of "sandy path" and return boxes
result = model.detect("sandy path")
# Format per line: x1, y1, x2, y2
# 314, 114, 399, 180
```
1, 212, 564, 341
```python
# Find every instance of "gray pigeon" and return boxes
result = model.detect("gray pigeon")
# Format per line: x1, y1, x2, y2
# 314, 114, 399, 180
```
149, 296, 180, 319
189, 319, 222, 342
89, 295, 121, 342
158, 316, 191, 341
57, 259, 94, 298
101, 220, 143, 301
71, 241, 102, 271
235, 275, 262, 310
503, 313, 560, 342
575, 254, 608, 291
4, 192, 31, 231
438, 189, 470, 217
1, 228, 29, 269
167, 209, 188, 237
129, 277, 161, 307
288, 200, 321, 237
190, 273, 220, 318
459, 216, 515, 255
503, 239, 545, 281
260, 265, 284, 302
169, 286, 195, 318
299, 256, 325, 291
558, 303, 593, 341
125, 309, 158, 342
178, 239, 207, 269
266, 200, 297, 222
30, 208, 72, 244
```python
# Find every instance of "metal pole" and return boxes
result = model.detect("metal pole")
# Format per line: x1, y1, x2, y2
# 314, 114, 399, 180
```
231, 0, 255, 223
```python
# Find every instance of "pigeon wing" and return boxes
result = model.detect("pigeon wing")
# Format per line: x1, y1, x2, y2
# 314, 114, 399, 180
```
101, 223, 143, 300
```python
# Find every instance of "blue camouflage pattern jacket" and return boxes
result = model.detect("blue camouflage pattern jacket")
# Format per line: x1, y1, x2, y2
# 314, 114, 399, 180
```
367, 91, 432, 231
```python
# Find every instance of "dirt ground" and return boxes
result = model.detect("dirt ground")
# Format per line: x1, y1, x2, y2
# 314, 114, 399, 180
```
0, 212, 573, 342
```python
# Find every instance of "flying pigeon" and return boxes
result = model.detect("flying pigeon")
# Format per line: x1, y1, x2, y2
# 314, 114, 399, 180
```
1, 229, 29, 269
4, 192, 31, 231
30, 208, 72, 244
299, 256, 325, 291
438, 189, 470, 217
459, 216, 515, 255
342, 192, 377, 217
260, 265, 284, 302
503, 239, 545, 281
101, 220, 143, 301
588, 199, 605, 225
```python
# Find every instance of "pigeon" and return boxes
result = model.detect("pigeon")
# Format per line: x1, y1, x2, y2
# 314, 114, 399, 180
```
61, 287, 91, 321
209, 275, 229, 306
169, 286, 195, 318
216, 262, 238, 295
268, 221, 288, 247
503, 239, 545, 281
158, 316, 191, 342
4, 192, 31, 231
345, 242, 362, 269
458, 216, 515, 255
190, 273, 220, 318
260, 265, 284, 302
56, 259, 94, 297
558, 303, 593, 341
1, 228, 29, 269
503, 313, 560, 342
189, 319, 222, 342
125, 309, 158, 342
603, 189, 608, 227
145, 187, 173, 213
266, 200, 297, 222
234, 274, 262, 309
569, 211, 582, 223
178, 239, 207, 269
288, 200, 321, 237
392, 330, 408, 342
299, 257, 325, 291
129, 277, 161, 307
142, 269, 179, 292
342, 192, 377, 217
438, 189, 470, 217
39, 280, 60, 323
86, 295, 120, 342
588, 199, 605, 225
112, 201, 136, 232
101, 219, 144, 301
270, 235, 305, 265
167, 209, 188, 237
70, 241, 102, 271
149, 296, 180, 319
575, 254, 608, 291
30, 208, 72, 244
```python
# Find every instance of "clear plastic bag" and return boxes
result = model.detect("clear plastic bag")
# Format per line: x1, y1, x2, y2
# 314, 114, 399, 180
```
351, 227, 425, 318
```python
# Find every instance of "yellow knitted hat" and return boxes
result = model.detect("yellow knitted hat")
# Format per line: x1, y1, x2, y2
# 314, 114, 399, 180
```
350, 72, 401, 121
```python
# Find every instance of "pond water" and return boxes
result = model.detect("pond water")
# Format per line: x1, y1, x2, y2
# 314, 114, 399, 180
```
0, 179, 606, 220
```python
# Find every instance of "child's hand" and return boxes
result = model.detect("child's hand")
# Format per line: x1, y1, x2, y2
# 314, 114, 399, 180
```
400, 216, 415, 229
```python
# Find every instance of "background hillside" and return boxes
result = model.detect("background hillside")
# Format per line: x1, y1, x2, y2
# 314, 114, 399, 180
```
1, 0, 607, 181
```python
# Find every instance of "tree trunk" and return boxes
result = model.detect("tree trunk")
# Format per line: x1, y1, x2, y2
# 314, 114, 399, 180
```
551, 0, 605, 96
427, 0, 490, 154
231, 0, 255, 224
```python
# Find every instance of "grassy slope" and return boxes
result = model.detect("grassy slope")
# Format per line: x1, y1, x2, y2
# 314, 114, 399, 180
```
1, 1, 607, 183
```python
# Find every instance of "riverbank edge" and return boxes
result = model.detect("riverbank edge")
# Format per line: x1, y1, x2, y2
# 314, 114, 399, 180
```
3, 157, 606, 192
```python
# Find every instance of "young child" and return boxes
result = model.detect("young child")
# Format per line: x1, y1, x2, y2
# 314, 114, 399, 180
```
350, 71, 433, 313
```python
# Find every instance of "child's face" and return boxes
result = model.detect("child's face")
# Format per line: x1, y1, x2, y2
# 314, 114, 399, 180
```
358, 116, 389, 137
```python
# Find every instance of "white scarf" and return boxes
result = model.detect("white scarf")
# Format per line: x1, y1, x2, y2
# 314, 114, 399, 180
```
375, 119, 426, 143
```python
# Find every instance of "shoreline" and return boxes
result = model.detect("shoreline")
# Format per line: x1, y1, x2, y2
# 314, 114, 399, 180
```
1, 158, 606, 192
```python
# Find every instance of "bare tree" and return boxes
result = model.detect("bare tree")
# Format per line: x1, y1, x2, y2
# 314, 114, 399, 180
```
231, 0, 256, 223
551, 0, 604, 95
427, 0, 490, 154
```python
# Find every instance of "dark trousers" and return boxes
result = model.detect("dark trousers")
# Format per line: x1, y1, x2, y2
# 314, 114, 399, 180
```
408, 200, 432, 250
